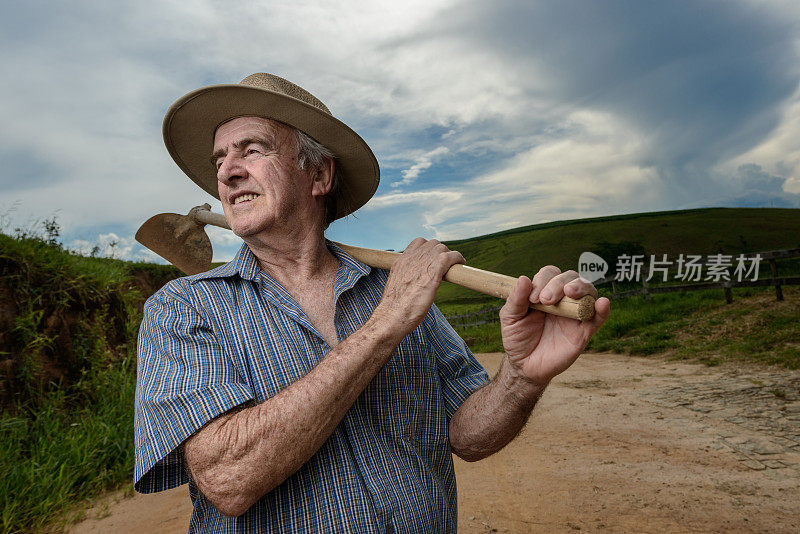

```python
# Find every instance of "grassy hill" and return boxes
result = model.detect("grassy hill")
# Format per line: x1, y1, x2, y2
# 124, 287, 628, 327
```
0, 232, 180, 532
435, 207, 800, 371
436, 207, 800, 306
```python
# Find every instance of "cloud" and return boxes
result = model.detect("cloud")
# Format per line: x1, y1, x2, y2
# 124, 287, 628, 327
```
711, 164, 800, 208
724, 85, 800, 183
392, 146, 450, 187
0, 1, 200, 238
205, 225, 239, 246
364, 190, 463, 210
355, 0, 800, 240
378, 109, 661, 241
434, 0, 799, 158
2, 0, 799, 256
352, 190, 466, 239
785, 177, 800, 195
68, 232, 158, 261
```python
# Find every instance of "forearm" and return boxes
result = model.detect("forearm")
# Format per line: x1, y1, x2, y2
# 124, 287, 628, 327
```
448, 356, 547, 462
184, 309, 403, 516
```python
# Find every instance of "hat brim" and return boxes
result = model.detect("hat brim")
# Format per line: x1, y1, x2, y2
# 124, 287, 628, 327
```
163, 84, 379, 219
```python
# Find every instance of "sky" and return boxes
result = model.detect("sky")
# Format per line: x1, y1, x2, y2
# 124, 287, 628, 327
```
2, 0, 800, 263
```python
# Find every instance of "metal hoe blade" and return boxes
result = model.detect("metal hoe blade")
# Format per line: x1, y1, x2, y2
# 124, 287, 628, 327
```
135, 212, 213, 275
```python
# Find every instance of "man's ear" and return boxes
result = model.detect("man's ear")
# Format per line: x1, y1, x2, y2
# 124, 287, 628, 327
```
310, 157, 335, 197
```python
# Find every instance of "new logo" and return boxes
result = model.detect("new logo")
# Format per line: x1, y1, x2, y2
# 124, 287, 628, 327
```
578, 252, 608, 283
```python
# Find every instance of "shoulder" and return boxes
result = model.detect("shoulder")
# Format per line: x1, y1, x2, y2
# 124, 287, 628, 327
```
142, 265, 239, 319
142, 275, 195, 314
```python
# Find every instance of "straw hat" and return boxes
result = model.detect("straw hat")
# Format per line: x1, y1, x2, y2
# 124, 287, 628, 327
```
162, 73, 380, 219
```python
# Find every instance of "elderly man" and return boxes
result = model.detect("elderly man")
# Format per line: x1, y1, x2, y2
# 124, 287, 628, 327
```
134, 73, 610, 532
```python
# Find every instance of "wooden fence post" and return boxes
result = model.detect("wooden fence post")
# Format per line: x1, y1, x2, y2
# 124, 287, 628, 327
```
769, 259, 783, 301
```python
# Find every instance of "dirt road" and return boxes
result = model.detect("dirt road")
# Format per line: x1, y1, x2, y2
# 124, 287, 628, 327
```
69, 352, 800, 533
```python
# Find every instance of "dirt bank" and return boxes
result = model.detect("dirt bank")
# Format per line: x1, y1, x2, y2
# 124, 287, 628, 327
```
69, 352, 800, 533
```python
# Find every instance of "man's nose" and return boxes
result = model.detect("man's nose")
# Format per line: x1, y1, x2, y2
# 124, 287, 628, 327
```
217, 153, 247, 183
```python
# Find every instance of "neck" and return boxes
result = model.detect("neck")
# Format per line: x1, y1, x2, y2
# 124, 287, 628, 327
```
242, 223, 337, 290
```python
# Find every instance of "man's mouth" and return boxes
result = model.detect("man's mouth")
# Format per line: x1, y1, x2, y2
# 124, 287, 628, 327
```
233, 193, 260, 205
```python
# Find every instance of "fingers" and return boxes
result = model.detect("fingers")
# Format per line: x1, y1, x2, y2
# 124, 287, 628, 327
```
401, 238, 465, 279
403, 236, 428, 252
530, 266, 561, 303
438, 250, 467, 275
428, 240, 466, 273
563, 276, 599, 300
381, 238, 465, 333
533, 268, 598, 305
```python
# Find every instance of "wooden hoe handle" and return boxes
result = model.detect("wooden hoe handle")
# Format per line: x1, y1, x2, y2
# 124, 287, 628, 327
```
335, 244, 596, 322
191, 208, 595, 321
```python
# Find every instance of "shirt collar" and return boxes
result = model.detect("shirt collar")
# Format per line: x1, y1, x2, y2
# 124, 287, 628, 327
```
189, 242, 262, 283
327, 240, 371, 278
188, 239, 372, 284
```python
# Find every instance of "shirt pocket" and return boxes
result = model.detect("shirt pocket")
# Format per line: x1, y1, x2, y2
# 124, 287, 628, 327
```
376, 328, 449, 446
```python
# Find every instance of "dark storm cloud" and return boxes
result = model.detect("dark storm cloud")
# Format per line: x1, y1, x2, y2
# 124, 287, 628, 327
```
435, 0, 798, 167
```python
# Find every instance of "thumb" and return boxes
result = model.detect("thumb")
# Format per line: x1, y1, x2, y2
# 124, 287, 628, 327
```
501, 276, 533, 321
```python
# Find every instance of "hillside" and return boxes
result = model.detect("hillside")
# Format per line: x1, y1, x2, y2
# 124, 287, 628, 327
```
436, 207, 800, 305
434, 207, 799, 371
0, 232, 181, 532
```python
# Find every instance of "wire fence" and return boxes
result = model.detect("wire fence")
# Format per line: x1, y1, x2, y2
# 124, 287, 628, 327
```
445, 305, 503, 328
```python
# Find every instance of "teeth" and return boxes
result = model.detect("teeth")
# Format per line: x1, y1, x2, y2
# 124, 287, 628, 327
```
234, 193, 259, 205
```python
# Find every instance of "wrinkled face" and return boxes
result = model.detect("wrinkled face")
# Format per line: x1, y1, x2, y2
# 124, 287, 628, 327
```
212, 117, 316, 239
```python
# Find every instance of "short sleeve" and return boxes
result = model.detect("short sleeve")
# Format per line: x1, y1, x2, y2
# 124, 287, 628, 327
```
426, 304, 490, 420
133, 280, 254, 493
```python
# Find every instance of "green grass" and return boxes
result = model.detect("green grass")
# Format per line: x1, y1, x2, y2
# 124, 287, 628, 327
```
670, 288, 800, 368
1, 359, 137, 532
0, 232, 180, 532
439, 286, 799, 369
586, 285, 799, 368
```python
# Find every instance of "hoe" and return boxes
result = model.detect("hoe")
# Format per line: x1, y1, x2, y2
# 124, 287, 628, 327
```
136, 204, 596, 321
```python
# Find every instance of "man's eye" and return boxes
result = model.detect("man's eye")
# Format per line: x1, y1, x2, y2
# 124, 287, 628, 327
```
246, 148, 261, 156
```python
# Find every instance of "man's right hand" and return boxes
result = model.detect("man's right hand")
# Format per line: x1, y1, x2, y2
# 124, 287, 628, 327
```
374, 237, 465, 336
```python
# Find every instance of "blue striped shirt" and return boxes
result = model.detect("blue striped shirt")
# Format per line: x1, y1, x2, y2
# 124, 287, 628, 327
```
134, 241, 489, 532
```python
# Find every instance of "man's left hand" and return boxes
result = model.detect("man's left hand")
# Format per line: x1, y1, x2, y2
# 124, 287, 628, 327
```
499, 267, 611, 387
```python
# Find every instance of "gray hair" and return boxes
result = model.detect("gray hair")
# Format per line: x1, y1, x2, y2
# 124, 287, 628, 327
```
293, 128, 343, 228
